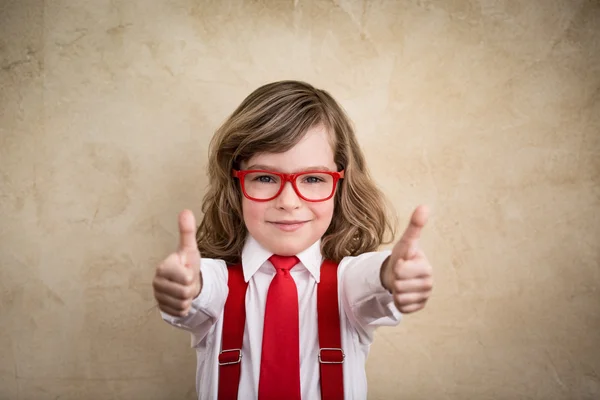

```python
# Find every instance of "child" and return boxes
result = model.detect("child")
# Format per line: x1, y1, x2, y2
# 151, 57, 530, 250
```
153, 80, 433, 400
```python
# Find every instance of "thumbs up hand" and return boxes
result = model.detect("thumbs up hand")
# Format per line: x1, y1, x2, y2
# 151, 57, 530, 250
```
380, 205, 433, 314
153, 210, 202, 317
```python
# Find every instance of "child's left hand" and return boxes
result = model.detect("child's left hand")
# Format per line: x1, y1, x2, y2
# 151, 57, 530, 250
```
380, 205, 433, 314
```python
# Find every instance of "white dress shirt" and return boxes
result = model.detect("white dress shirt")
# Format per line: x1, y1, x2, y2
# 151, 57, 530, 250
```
161, 236, 402, 399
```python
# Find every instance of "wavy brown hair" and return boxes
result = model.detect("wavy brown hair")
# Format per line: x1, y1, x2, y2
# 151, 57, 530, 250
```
196, 80, 396, 264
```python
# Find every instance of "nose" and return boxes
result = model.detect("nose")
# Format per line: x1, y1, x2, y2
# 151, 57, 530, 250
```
275, 181, 301, 210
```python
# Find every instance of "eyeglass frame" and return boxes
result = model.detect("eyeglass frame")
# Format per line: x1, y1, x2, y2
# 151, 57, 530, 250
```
231, 169, 345, 202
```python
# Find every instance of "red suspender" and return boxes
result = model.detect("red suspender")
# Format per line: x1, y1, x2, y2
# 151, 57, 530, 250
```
218, 264, 247, 400
217, 260, 344, 400
317, 259, 345, 399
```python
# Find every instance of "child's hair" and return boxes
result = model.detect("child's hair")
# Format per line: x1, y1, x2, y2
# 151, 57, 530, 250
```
196, 80, 396, 264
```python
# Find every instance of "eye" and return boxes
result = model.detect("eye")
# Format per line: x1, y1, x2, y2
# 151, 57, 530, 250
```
302, 175, 326, 184
257, 176, 273, 183
252, 174, 278, 183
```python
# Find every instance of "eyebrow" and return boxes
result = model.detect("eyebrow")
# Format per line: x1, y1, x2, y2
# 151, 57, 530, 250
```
245, 164, 335, 172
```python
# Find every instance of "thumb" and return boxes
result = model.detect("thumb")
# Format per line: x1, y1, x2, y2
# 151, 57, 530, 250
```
178, 209, 199, 257
394, 205, 429, 259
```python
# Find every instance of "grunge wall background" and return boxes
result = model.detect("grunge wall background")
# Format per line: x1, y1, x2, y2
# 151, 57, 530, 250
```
1, 1, 599, 399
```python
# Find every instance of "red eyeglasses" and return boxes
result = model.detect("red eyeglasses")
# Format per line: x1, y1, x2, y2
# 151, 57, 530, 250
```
232, 169, 345, 202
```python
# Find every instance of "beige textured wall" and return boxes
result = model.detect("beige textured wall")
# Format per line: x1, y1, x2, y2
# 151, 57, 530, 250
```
1, 0, 599, 399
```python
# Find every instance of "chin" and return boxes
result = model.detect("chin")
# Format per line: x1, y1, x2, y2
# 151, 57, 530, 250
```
269, 242, 306, 256
265, 236, 314, 256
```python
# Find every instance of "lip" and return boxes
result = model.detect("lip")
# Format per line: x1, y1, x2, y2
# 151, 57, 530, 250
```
268, 220, 309, 232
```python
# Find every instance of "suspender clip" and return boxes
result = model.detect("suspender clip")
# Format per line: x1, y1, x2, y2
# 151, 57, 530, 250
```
219, 349, 242, 366
318, 348, 345, 364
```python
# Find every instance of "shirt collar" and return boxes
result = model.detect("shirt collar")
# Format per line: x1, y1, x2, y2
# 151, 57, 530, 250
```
241, 235, 323, 283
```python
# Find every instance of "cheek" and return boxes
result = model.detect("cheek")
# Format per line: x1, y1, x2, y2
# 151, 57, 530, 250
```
310, 200, 335, 223
241, 198, 266, 230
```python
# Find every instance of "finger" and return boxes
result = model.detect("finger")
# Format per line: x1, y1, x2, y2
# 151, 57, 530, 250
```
155, 291, 192, 311
153, 276, 198, 300
410, 248, 428, 261
158, 303, 190, 318
393, 278, 433, 294
394, 205, 429, 259
158, 254, 195, 285
394, 291, 429, 306
178, 209, 198, 253
397, 299, 428, 314
393, 259, 432, 280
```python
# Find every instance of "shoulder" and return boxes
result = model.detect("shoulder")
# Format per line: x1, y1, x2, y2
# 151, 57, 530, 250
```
337, 249, 392, 269
200, 257, 228, 267
199, 257, 229, 278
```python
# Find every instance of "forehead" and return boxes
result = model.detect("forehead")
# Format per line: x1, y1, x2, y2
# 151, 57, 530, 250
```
243, 125, 337, 172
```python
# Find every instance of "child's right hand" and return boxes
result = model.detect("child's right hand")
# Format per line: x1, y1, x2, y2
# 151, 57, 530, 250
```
152, 210, 202, 317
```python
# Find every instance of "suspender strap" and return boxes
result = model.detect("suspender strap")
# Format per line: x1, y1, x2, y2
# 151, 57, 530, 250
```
317, 259, 345, 400
218, 264, 247, 400
218, 260, 344, 400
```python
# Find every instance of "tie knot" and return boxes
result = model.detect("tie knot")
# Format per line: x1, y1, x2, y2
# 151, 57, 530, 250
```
269, 255, 299, 272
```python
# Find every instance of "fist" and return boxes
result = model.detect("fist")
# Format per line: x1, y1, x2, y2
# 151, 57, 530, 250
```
153, 210, 202, 317
381, 205, 433, 314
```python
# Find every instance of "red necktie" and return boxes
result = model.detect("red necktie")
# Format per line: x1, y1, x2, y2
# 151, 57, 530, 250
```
258, 255, 301, 400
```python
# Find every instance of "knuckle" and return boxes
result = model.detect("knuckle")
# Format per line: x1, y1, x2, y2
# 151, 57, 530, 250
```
157, 260, 174, 276
153, 275, 166, 288
156, 263, 166, 276
392, 264, 403, 279
183, 273, 194, 285
174, 300, 186, 311
158, 304, 171, 314
178, 307, 189, 317
394, 294, 406, 306
424, 278, 434, 290
161, 253, 180, 269
424, 265, 433, 276
183, 286, 195, 299
394, 299, 402, 310
400, 303, 421, 314
393, 281, 403, 294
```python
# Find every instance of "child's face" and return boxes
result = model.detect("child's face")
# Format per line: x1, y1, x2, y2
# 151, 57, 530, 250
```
240, 124, 337, 256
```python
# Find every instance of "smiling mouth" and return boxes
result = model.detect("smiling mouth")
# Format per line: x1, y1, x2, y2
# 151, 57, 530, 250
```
268, 221, 309, 232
